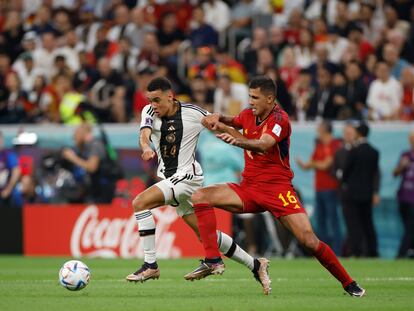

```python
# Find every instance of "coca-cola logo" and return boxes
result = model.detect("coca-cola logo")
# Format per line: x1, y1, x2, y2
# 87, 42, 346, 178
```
70, 205, 181, 258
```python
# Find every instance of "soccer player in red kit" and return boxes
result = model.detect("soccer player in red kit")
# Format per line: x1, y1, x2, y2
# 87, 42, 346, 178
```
184, 76, 365, 297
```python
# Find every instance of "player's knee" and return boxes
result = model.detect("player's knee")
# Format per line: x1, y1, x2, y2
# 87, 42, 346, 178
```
132, 195, 148, 212
298, 230, 319, 252
191, 190, 209, 205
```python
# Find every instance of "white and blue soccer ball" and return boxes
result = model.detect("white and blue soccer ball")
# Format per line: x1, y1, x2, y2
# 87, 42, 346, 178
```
59, 260, 90, 291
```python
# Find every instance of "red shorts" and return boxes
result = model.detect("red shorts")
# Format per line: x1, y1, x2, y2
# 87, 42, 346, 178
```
228, 182, 306, 219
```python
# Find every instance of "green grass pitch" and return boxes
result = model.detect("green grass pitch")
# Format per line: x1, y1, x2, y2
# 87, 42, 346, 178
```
0, 256, 413, 311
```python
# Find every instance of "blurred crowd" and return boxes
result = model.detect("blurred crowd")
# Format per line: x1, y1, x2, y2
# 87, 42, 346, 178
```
0, 0, 413, 124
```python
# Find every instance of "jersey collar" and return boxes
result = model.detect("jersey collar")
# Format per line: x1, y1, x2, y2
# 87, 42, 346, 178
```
255, 104, 277, 126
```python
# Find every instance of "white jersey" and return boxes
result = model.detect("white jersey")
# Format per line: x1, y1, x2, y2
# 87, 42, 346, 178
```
140, 101, 207, 180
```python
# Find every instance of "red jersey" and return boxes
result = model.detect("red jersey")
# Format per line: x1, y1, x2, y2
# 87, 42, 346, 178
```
311, 139, 342, 191
232, 105, 293, 186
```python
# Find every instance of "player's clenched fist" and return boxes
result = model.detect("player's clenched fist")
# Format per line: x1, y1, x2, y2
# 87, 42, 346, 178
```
202, 113, 220, 130
141, 148, 155, 161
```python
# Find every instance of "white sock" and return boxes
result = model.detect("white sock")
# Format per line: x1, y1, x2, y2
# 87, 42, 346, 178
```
217, 230, 255, 270
135, 210, 156, 264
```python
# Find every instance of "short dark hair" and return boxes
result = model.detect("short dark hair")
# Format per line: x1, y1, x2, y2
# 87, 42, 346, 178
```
356, 122, 370, 137
320, 121, 333, 134
249, 76, 276, 98
147, 77, 172, 92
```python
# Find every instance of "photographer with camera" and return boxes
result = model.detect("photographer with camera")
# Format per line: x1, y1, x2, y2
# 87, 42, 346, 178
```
61, 123, 117, 204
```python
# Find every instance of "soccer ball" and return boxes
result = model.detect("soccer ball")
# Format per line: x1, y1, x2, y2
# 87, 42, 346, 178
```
59, 260, 90, 291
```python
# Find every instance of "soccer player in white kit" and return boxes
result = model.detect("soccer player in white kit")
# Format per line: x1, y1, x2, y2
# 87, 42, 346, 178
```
126, 77, 270, 293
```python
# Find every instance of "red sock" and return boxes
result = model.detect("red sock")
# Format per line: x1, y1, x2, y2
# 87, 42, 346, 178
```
314, 241, 353, 288
194, 203, 221, 259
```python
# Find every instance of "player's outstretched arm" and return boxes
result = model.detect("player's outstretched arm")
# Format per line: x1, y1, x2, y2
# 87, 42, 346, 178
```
202, 113, 242, 130
140, 128, 155, 161
217, 131, 276, 153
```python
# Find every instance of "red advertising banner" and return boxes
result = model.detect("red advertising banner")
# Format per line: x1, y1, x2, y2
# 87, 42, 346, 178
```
23, 204, 232, 258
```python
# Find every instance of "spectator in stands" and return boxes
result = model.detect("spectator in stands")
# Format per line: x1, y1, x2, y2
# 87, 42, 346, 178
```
243, 27, 268, 77
294, 28, 314, 69
73, 51, 99, 93
308, 43, 338, 81
61, 123, 115, 203
31, 5, 58, 35
333, 0, 352, 37
313, 18, 329, 43
305, 0, 338, 26
347, 23, 375, 63
32, 31, 58, 79
52, 55, 74, 79
230, 0, 256, 39
24, 75, 47, 123
359, 2, 385, 47
326, 26, 348, 65
188, 46, 216, 88
2, 10, 24, 63
268, 25, 287, 63
367, 61, 402, 121
340, 61, 368, 120
382, 43, 411, 80
189, 75, 214, 112
342, 123, 380, 257
215, 47, 247, 84
0, 72, 27, 124
12, 52, 44, 93
399, 67, 414, 121
89, 57, 126, 123
107, 4, 131, 42
127, 7, 156, 50
19, 31, 38, 56
202, 0, 231, 33
306, 67, 337, 120
393, 130, 414, 258
0, 131, 21, 208
132, 66, 154, 122
189, 6, 218, 49
137, 31, 167, 77
75, 4, 101, 52
53, 9, 73, 35
110, 36, 138, 80
265, 67, 294, 117
56, 30, 84, 73
341, 41, 361, 67
93, 26, 118, 61
157, 11, 185, 65
278, 47, 300, 91
213, 74, 248, 116
291, 68, 313, 121
384, 5, 410, 37
284, 8, 302, 45
250, 46, 274, 77
296, 121, 343, 255
0, 53, 11, 91
40, 74, 72, 123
